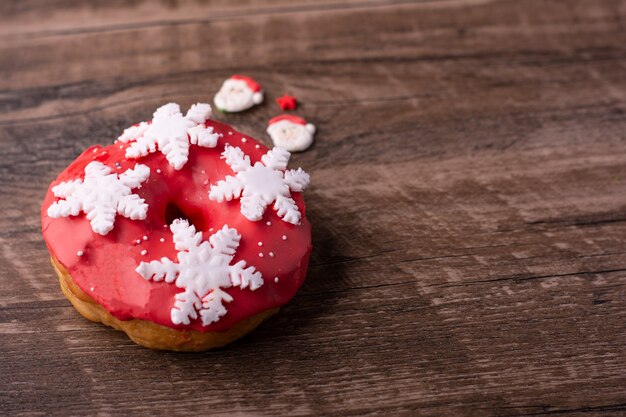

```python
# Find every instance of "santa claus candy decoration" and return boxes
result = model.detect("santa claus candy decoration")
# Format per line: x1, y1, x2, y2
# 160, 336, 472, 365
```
267, 115, 316, 152
214, 75, 264, 113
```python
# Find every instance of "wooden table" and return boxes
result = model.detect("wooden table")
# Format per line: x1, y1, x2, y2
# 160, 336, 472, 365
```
1, 1, 625, 415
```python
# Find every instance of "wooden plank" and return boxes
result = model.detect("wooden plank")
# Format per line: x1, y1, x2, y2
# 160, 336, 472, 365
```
0, 0, 436, 39
1, 0, 626, 415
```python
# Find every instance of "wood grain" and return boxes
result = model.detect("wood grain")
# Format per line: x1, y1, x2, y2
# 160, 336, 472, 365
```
1, 0, 626, 415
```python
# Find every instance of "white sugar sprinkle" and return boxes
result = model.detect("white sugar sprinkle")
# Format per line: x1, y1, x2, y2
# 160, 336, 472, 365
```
241, 138, 247, 143
77, 250, 84, 257
209, 228, 214, 232
143, 235, 148, 241
274, 277, 279, 283
255, 144, 260, 149
135, 239, 141, 244
90, 286, 94, 292
141, 249, 148, 256
269, 252, 275, 257
163, 224, 168, 228
258, 242, 263, 247
156, 169, 162, 174
160, 238, 165, 242
266, 221, 272, 226
202, 170, 206, 174
228, 131, 233, 135
282, 235, 287, 240
259, 253, 264, 257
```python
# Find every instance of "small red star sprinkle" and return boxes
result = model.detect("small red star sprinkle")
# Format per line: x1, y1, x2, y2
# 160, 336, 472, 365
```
276, 94, 297, 111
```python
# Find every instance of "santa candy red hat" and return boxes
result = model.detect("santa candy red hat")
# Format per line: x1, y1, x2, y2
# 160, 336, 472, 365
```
268, 115, 316, 134
268, 114, 307, 126
231, 75, 262, 93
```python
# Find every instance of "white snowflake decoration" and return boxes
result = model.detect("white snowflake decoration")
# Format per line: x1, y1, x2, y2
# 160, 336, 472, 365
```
47, 161, 150, 235
135, 219, 263, 326
209, 146, 310, 224
117, 102, 218, 170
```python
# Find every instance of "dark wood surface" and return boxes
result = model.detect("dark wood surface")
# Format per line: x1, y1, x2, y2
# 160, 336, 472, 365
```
1, 1, 626, 415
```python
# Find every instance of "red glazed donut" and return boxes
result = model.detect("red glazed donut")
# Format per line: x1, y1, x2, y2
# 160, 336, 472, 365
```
41, 103, 312, 351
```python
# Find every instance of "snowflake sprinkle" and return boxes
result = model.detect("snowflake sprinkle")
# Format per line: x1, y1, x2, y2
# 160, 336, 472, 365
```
209, 146, 310, 224
47, 161, 150, 235
117, 102, 218, 170
135, 219, 263, 326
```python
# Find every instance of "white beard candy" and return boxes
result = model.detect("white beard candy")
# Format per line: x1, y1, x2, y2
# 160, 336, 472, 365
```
214, 75, 264, 113
267, 115, 316, 152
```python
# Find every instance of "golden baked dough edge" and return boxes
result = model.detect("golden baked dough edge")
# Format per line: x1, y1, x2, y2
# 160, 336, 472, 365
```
51, 256, 278, 351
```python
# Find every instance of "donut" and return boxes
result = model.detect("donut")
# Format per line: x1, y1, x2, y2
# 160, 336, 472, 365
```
41, 102, 312, 351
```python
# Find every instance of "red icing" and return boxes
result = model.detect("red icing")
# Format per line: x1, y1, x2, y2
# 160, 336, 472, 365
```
276, 95, 298, 111
231, 75, 261, 92
269, 114, 307, 126
41, 120, 312, 332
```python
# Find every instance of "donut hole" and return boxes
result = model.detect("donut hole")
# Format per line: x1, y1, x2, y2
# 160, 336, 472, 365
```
164, 201, 207, 231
